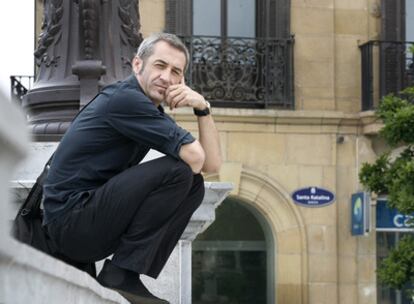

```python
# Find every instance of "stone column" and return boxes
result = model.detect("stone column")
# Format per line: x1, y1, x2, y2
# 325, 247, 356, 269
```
141, 182, 233, 303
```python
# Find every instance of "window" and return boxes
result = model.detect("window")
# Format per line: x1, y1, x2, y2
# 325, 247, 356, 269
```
406, 0, 414, 87
407, 0, 414, 42
380, 0, 414, 96
165, 0, 294, 108
193, 0, 256, 38
166, 0, 290, 38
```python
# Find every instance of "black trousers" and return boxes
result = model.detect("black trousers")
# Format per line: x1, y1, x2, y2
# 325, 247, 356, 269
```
47, 156, 205, 278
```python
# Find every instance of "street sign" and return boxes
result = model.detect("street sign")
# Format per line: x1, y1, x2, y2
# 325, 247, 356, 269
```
291, 187, 335, 208
351, 192, 370, 236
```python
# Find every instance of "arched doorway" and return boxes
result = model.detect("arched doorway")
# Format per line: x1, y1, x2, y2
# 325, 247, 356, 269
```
192, 196, 274, 304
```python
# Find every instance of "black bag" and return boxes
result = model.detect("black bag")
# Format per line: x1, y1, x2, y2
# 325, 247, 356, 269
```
12, 94, 98, 252
12, 166, 97, 278
12, 161, 55, 255
12, 97, 99, 276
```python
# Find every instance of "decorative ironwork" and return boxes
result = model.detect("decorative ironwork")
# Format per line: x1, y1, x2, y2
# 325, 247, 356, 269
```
10, 76, 34, 106
180, 36, 294, 108
360, 40, 414, 110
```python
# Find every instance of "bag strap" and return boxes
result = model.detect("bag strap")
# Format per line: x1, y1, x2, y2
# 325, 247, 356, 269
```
42, 92, 102, 168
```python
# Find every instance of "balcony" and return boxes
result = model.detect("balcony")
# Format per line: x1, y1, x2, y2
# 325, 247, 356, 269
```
11, 37, 295, 110
360, 40, 414, 111
10, 75, 34, 106
180, 35, 295, 109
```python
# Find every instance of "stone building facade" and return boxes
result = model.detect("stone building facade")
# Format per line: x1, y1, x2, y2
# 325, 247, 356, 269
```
30, 0, 413, 303
137, 0, 409, 304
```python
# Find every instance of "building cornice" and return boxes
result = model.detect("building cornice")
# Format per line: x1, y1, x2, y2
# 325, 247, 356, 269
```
167, 108, 382, 135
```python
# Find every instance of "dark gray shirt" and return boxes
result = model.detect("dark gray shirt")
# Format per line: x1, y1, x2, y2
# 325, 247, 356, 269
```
43, 75, 195, 224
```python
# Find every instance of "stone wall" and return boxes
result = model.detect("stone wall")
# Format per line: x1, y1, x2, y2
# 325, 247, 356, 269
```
138, 0, 382, 302
165, 107, 380, 304
28, 0, 383, 302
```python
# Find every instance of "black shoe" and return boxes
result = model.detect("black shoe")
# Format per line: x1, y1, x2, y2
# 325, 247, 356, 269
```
97, 259, 169, 304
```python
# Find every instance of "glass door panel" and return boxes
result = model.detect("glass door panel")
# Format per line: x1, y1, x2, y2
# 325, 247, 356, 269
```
227, 0, 256, 38
193, 0, 221, 36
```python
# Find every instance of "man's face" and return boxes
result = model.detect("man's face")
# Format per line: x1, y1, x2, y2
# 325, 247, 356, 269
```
133, 41, 186, 106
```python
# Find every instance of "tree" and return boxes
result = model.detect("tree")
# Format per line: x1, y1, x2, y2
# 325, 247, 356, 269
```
359, 86, 414, 298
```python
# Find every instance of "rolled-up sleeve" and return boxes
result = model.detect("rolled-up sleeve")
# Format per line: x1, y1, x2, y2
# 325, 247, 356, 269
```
106, 87, 195, 159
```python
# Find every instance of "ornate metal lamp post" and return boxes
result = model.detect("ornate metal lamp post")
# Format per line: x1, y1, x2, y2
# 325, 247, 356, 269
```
24, 0, 142, 140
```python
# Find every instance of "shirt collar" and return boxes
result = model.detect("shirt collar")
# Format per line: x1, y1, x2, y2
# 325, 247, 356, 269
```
126, 74, 164, 113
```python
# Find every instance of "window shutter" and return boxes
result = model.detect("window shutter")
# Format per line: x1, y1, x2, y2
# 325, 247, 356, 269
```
165, 0, 177, 33
381, 0, 405, 41
257, 0, 290, 38
256, 0, 266, 37
269, 0, 277, 37
165, 0, 192, 35
380, 0, 406, 96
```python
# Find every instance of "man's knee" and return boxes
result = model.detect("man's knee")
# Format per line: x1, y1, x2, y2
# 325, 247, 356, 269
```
165, 156, 194, 184
191, 174, 205, 207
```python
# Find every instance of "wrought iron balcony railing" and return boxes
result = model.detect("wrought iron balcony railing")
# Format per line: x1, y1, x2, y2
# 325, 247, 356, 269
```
360, 40, 414, 111
10, 75, 34, 106
10, 37, 295, 110
180, 35, 295, 109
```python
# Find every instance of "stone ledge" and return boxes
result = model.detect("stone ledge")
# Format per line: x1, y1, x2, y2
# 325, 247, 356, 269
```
0, 238, 128, 304
9, 180, 233, 242
359, 110, 383, 135
7, 180, 233, 304
167, 107, 382, 135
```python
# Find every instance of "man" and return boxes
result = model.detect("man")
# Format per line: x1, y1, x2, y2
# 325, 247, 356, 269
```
43, 33, 222, 304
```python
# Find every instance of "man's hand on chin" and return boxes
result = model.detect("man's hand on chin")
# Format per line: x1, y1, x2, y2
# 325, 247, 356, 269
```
164, 81, 208, 111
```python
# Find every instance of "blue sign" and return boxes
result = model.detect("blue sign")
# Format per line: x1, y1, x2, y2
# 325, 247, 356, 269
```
376, 199, 414, 231
291, 187, 335, 207
351, 192, 370, 236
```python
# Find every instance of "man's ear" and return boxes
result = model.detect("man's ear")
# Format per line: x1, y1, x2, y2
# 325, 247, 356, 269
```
132, 56, 142, 74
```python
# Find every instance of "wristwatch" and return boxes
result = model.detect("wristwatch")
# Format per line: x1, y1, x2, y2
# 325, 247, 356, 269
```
193, 101, 211, 116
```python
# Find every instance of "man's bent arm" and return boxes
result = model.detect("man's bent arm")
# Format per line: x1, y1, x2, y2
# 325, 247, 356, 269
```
179, 140, 205, 174
166, 84, 222, 174
197, 113, 222, 173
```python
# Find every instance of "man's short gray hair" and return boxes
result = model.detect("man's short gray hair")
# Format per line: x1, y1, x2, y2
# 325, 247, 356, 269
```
136, 33, 190, 72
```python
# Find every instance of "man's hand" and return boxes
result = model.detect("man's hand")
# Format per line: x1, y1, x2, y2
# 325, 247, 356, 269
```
164, 80, 208, 111
166, 79, 222, 174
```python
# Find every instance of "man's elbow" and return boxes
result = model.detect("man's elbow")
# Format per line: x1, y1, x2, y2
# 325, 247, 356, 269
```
179, 141, 206, 174
202, 156, 222, 174
189, 150, 206, 174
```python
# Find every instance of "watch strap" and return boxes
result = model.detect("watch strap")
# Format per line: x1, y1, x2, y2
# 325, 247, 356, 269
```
193, 102, 211, 116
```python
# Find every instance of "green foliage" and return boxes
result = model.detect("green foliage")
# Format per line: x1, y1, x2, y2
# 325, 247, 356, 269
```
409, 44, 414, 56
387, 148, 414, 214
359, 86, 414, 294
377, 93, 414, 146
359, 154, 390, 195
377, 235, 414, 292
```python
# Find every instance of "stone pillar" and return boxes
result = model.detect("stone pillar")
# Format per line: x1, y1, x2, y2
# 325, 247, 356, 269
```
24, 0, 142, 140
141, 182, 233, 303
